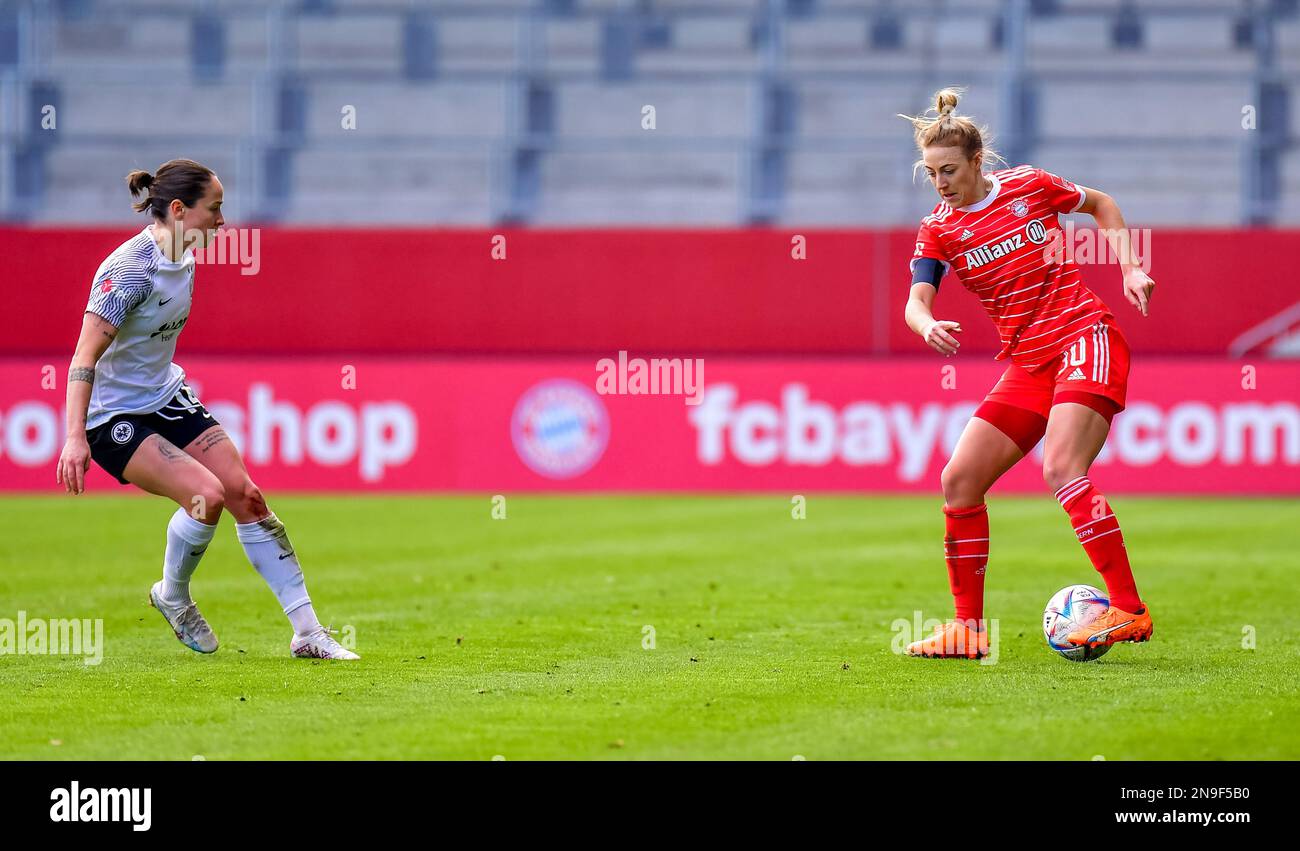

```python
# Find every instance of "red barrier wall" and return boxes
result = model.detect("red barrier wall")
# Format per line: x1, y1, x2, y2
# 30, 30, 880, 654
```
3, 228, 1297, 356
3, 357, 1296, 494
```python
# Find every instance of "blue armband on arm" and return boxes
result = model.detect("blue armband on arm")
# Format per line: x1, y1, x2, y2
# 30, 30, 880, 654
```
910, 257, 946, 289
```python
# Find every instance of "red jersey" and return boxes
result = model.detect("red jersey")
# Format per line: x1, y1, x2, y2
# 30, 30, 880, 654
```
911, 165, 1112, 368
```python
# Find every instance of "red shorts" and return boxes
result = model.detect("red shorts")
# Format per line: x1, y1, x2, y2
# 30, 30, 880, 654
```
974, 316, 1131, 454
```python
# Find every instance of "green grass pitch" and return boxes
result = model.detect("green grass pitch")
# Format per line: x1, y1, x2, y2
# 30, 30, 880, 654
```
1, 494, 1296, 760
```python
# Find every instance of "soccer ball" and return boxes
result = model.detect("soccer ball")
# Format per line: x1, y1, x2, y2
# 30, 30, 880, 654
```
1043, 584, 1113, 662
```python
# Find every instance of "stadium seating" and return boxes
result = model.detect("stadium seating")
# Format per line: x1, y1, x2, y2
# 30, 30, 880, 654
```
0, 0, 1290, 226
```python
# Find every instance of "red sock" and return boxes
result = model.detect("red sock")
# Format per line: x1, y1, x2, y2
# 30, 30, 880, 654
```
943, 503, 988, 626
1054, 476, 1143, 612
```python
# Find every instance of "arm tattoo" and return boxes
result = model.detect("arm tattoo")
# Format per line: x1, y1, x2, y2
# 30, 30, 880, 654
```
197, 429, 230, 453
69, 367, 95, 386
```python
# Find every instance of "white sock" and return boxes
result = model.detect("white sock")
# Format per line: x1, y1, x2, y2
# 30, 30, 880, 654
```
161, 508, 218, 607
235, 512, 321, 636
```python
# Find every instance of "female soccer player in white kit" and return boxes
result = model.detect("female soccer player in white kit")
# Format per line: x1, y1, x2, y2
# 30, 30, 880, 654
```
55, 159, 358, 660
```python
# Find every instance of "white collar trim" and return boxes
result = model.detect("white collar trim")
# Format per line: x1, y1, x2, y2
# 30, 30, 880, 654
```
956, 173, 1002, 213
143, 225, 194, 269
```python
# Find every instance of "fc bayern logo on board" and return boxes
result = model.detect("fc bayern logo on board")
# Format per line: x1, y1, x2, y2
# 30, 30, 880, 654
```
110, 421, 135, 444
1009, 199, 1029, 217
510, 379, 610, 479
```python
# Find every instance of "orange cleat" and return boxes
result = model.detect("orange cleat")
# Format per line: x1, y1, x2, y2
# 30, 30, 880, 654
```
906, 620, 989, 659
1066, 604, 1153, 647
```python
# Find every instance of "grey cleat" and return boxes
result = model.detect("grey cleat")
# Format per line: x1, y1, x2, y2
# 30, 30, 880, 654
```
149, 581, 219, 654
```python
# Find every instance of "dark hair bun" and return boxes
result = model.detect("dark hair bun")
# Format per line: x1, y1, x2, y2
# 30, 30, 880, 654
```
125, 160, 213, 219
126, 170, 154, 196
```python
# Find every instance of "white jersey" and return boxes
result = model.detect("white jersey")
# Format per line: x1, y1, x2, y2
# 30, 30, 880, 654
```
84, 226, 196, 431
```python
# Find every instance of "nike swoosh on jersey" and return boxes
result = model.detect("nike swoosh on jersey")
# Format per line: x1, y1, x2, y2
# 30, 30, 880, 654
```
159, 297, 173, 306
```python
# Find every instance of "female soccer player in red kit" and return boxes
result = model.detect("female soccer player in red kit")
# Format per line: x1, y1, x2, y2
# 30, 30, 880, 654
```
900, 89, 1156, 658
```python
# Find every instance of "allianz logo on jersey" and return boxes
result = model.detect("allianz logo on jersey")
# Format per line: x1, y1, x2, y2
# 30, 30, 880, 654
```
961, 219, 1049, 270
